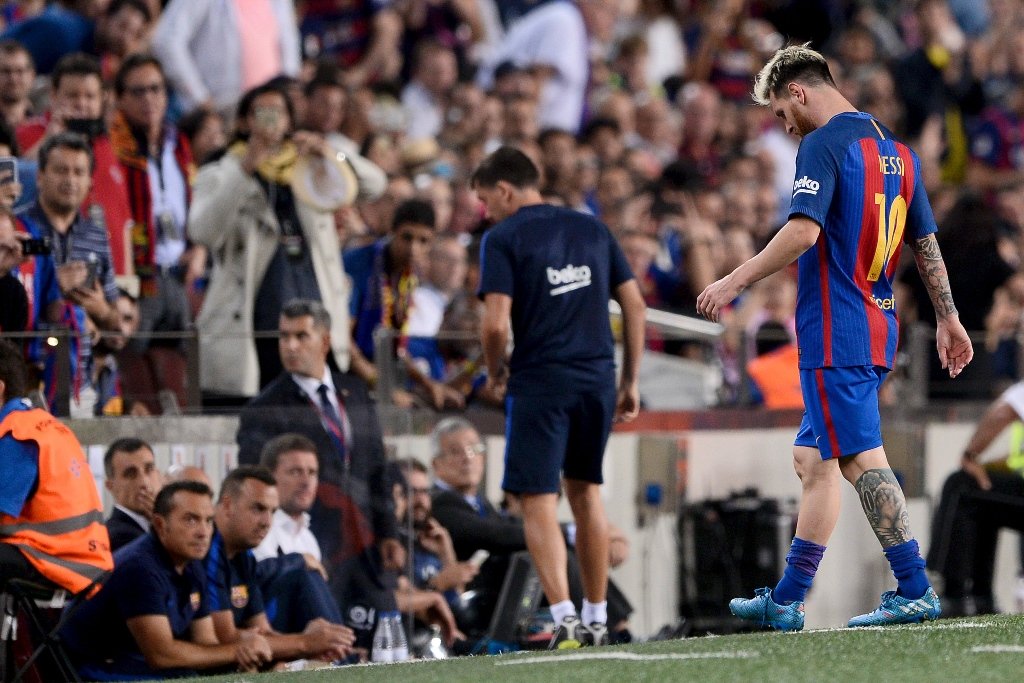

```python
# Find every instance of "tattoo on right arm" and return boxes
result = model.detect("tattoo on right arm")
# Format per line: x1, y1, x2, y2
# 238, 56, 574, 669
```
911, 235, 958, 318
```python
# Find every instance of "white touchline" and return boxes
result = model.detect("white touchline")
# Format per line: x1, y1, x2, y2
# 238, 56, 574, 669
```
790, 621, 994, 634
496, 651, 759, 666
970, 645, 1024, 653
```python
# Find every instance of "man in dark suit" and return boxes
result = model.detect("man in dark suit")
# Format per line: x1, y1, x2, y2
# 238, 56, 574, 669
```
429, 417, 632, 640
237, 298, 403, 641
104, 437, 164, 551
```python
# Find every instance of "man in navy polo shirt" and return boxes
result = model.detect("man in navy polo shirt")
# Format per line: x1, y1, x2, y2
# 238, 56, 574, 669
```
473, 146, 646, 649
60, 481, 273, 679
204, 466, 355, 663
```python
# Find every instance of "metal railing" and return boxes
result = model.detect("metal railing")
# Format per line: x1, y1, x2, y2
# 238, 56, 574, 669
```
4, 317, 1011, 418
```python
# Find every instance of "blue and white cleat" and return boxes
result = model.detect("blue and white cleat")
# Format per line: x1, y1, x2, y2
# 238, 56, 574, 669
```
729, 587, 805, 632
847, 587, 941, 627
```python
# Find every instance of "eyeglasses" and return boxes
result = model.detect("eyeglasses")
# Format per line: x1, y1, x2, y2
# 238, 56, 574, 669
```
125, 83, 164, 98
443, 443, 485, 459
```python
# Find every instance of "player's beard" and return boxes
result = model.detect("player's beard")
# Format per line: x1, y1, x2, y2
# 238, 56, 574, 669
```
792, 107, 818, 137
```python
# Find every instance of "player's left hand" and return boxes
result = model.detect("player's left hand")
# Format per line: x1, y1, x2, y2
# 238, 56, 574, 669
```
614, 382, 640, 423
935, 315, 974, 378
696, 273, 742, 323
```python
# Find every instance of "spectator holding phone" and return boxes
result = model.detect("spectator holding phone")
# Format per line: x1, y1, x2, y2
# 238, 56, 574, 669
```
17, 53, 135, 277
17, 132, 120, 416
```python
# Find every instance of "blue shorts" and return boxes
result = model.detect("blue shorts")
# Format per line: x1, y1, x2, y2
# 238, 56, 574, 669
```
794, 366, 886, 460
502, 387, 616, 494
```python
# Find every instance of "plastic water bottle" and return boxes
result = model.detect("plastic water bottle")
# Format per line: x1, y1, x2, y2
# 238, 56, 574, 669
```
425, 625, 448, 660
391, 611, 409, 662
371, 613, 394, 663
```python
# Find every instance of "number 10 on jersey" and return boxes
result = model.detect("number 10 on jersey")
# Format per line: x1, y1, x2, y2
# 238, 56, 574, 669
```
867, 193, 907, 282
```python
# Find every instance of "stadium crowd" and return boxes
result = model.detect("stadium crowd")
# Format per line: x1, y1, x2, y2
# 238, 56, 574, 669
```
2, 0, 1024, 675
4, 0, 1024, 416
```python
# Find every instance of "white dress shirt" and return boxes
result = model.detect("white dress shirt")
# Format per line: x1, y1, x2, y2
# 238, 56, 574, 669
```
253, 508, 321, 561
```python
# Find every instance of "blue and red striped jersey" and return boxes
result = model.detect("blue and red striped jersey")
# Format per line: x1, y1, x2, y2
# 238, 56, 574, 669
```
788, 111, 936, 370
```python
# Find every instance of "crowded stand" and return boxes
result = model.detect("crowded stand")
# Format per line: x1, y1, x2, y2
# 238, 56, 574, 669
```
2, 0, 1024, 676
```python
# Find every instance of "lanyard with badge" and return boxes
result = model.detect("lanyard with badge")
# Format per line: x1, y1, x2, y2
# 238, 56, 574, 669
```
152, 142, 180, 242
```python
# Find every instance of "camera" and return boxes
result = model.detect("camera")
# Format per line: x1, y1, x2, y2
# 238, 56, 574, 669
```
21, 236, 52, 256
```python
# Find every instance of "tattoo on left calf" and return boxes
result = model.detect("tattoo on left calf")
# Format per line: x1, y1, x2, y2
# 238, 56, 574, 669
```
855, 468, 912, 548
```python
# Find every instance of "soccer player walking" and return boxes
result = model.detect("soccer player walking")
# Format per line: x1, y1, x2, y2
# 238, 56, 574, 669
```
697, 45, 973, 629
474, 147, 646, 648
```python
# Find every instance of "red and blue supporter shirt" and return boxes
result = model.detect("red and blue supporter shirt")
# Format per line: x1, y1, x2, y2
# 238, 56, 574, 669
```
788, 111, 937, 370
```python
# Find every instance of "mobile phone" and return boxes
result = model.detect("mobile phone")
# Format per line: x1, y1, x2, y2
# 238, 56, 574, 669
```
467, 549, 490, 568
21, 236, 52, 256
0, 156, 17, 186
83, 259, 100, 289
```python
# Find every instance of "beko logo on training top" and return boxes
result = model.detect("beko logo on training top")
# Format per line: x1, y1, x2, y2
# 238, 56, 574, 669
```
547, 264, 592, 296
793, 176, 820, 196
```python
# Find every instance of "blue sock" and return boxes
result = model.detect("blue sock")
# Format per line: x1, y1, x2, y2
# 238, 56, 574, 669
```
773, 538, 825, 605
883, 539, 929, 599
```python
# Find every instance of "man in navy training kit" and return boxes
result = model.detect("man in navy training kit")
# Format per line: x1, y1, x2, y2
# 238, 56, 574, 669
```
697, 44, 974, 629
474, 146, 646, 648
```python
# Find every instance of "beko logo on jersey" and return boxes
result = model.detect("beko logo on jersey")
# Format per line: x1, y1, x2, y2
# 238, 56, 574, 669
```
793, 176, 820, 196
547, 264, 592, 296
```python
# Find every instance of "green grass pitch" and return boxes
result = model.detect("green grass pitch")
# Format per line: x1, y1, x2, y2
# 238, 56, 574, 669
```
182, 614, 1024, 683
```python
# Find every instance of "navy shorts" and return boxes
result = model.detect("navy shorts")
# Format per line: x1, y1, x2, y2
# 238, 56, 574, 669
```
794, 365, 887, 460
502, 386, 617, 494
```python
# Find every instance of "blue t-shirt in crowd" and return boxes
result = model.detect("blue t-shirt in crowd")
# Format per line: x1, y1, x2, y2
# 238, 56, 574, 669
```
204, 529, 265, 628
787, 111, 936, 370
60, 533, 210, 680
477, 204, 634, 395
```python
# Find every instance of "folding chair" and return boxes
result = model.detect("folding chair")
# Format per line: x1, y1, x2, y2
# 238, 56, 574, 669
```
1, 573, 108, 683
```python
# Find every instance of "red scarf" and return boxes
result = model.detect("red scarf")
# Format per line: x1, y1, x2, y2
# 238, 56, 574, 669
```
109, 111, 195, 296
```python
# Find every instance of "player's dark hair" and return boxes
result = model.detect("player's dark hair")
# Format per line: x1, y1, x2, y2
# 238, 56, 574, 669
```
471, 146, 540, 189
218, 465, 276, 503
153, 480, 213, 517
103, 437, 153, 477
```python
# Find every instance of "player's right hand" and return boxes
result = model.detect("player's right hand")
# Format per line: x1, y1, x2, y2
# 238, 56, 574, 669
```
696, 273, 742, 323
